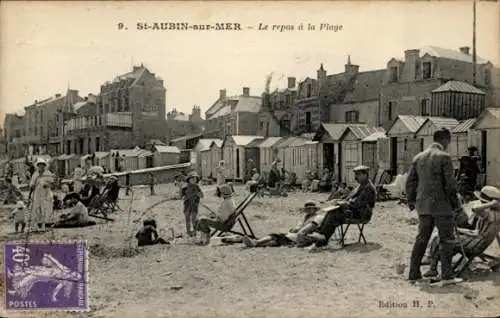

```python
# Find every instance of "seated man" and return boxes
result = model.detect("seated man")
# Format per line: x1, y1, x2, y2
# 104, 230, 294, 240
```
102, 176, 120, 203
423, 186, 500, 278
80, 176, 102, 207
324, 165, 376, 226
55, 193, 95, 227
195, 183, 237, 245
243, 200, 328, 248
135, 219, 169, 246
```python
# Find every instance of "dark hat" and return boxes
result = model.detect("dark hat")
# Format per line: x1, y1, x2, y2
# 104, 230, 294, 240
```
186, 171, 200, 182
468, 146, 478, 151
64, 192, 81, 202
353, 165, 370, 173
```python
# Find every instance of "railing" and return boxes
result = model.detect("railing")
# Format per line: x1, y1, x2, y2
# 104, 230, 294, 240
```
65, 113, 132, 133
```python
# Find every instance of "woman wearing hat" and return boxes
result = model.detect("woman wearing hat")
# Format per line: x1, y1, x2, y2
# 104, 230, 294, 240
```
196, 182, 236, 245
423, 185, 500, 280
181, 171, 204, 236
29, 158, 54, 232
243, 200, 325, 248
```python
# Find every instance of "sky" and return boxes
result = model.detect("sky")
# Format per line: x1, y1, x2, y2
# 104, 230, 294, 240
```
1, 1, 499, 126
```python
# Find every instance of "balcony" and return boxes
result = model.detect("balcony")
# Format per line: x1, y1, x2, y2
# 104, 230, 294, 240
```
65, 112, 132, 133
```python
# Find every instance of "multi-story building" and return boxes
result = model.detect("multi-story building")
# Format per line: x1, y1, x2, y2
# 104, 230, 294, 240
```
166, 106, 204, 139
21, 89, 83, 156
204, 87, 261, 138
379, 45, 498, 129
64, 65, 168, 153
295, 60, 360, 134
258, 77, 298, 137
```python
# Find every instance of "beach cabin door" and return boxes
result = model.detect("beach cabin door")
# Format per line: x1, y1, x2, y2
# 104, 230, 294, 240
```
390, 137, 398, 175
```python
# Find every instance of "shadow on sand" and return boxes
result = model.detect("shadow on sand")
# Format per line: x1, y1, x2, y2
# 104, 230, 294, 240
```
329, 242, 382, 253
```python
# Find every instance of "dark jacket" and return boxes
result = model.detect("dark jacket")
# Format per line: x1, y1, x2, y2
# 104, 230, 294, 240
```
406, 143, 460, 216
345, 181, 376, 220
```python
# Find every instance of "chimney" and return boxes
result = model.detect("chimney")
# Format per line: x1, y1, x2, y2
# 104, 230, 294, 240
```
219, 89, 226, 99
55, 94, 61, 98
242, 87, 250, 97
287, 77, 296, 89
133, 66, 141, 72
34, 100, 38, 104
344, 55, 359, 74
403, 49, 420, 82
459, 46, 470, 55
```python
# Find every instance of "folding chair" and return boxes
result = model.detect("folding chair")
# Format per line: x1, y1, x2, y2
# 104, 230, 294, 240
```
454, 233, 500, 275
210, 192, 258, 239
313, 206, 342, 246
337, 212, 372, 248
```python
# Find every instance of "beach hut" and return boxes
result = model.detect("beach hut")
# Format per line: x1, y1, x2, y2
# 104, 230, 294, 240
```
276, 137, 299, 172
313, 123, 369, 182
109, 148, 142, 172
94, 151, 111, 172
199, 146, 212, 179
209, 140, 224, 179
471, 108, 500, 188
339, 126, 385, 185
57, 154, 80, 177
450, 118, 481, 167
289, 138, 319, 182
362, 130, 389, 178
137, 149, 154, 169
258, 137, 283, 174
152, 145, 181, 167
191, 139, 222, 175
386, 115, 427, 175
222, 135, 264, 180
415, 117, 459, 153
245, 138, 264, 175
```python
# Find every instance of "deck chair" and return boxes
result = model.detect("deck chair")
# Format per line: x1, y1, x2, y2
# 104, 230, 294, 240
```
454, 233, 500, 275
374, 170, 392, 201
210, 192, 258, 239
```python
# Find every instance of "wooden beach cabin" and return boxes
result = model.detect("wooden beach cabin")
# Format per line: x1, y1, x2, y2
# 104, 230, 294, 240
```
450, 118, 481, 168
258, 137, 283, 174
191, 139, 222, 175
209, 140, 224, 179
222, 135, 264, 180
152, 145, 181, 167
386, 115, 427, 175
471, 108, 500, 188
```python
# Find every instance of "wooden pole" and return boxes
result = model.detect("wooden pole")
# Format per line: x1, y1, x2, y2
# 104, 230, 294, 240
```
472, 0, 477, 86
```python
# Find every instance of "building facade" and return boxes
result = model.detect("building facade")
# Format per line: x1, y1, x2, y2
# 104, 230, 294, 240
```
258, 76, 298, 137
166, 106, 204, 140
204, 87, 262, 139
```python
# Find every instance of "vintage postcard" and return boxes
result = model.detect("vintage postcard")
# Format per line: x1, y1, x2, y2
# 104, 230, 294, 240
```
0, 1, 499, 317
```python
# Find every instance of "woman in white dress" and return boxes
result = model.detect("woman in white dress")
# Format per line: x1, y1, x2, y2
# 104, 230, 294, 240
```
29, 158, 54, 232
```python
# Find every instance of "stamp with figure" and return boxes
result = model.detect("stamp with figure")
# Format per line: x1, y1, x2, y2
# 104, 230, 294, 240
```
3, 241, 88, 312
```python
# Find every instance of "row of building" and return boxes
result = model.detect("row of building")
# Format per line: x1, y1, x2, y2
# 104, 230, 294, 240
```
1, 65, 204, 159
188, 109, 500, 189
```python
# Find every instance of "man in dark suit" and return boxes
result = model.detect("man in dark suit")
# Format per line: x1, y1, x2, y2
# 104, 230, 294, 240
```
406, 128, 461, 283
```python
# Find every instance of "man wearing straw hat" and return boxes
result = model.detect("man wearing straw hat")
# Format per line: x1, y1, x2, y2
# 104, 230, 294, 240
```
29, 158, 54, 232
423, 185, 500, 279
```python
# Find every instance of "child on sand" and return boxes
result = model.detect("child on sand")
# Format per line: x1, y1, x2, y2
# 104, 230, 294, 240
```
10, 201, 27, 233
181, 171, 204, 237
135, 219, 169, 247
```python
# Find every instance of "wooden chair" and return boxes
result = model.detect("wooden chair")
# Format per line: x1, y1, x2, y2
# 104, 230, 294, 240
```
338, 218, 370, 248
454, 233, 500, 275
210, 192, 258, 239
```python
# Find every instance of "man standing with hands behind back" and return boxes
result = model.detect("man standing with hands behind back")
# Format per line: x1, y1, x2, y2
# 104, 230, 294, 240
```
406, 128, 462, 284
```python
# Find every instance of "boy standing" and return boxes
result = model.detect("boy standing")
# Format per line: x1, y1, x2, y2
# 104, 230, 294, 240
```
182, 171, 204, 236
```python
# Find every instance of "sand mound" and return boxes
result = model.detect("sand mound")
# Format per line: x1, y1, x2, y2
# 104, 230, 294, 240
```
88, 243, 145, 259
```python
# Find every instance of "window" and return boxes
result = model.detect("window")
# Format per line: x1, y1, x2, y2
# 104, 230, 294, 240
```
345, 110, 359, 123
388, 101, 395, 120
420, 99, 428, 116
306, 84, 312, 97
34, 127, 38, 136
40, 110, 44, 120
389, 67, 398, 82
99, 104, 104, 114
423, 62, 432, 79
305, 112, 312, 132
40, 126, 43, 136
404, 138, 408, 151
95, 137, 100, 151
88, 138, 92, 153
285, 94, 291, 105
484, 69, 491, 86
260, 121, 264, 133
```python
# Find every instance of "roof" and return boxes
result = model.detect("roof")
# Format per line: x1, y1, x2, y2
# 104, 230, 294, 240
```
390, 115, 427, 133
343, 70, 385, 103
210, 96, 262, 118
145, 139, 166, 146
420, 46, 488, 64
452, 118, 477, 133
57, 154, 78, 160
154, 145, 181, 154
228, 135, 264, 147
362, 131, 388, 142
111, 148, 143, 157
246, 139, 265, 148
94, 151, 109, 159
415, 117, 459, 135
73, 101, 89, 112
210, 140, 224, 148
277, 137, 305, 148
258, 137, 283, 148
138, 150, 153, 157
315, 123, 368, 141
471, 108, 500, 130
342, 126, 386, 140
112, 66, 147, 86
195, 139, 222, 151
432, 81, 486, 95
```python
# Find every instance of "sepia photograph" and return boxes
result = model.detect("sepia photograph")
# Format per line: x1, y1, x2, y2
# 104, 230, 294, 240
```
0, 1, 499, 317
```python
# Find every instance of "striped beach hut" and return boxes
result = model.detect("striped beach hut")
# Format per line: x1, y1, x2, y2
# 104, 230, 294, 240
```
258, 137, 283, 174
222, 135, 264, 180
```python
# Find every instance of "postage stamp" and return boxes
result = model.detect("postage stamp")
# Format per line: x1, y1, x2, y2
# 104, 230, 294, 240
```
3, 241, 88, 312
